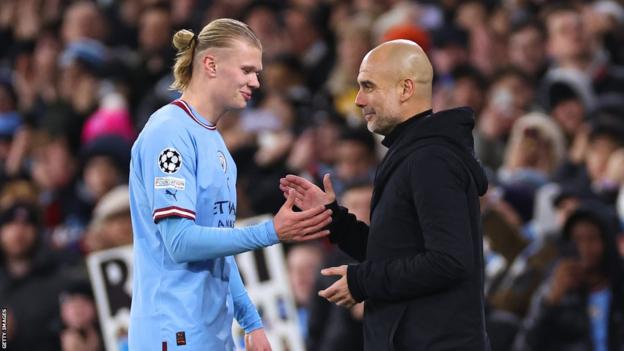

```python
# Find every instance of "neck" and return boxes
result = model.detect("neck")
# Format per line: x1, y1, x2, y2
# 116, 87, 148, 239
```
6, 257, 31, 278
399, 101, 432, 123
180, 81, 226, 125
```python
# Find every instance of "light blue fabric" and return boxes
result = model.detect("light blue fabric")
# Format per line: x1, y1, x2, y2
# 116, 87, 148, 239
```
0, 111, 21, 136
129, 101, 277, 350
588, 287, 611, 351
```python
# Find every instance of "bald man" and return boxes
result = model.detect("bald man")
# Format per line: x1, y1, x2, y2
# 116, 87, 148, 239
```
281, 40, 490, 350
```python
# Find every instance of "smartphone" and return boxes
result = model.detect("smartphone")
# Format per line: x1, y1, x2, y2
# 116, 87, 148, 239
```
558, 241, 580, 259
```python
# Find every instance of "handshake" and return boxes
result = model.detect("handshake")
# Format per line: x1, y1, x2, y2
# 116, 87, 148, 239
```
275, 173, 357, 309
272, 174, 336, 243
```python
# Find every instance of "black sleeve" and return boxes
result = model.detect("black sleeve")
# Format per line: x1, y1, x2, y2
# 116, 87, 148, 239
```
347, 148, 475, 302
325, 201, 369, 262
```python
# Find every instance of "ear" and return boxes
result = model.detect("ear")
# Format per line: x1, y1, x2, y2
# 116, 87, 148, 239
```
399, 78, 414, 102
202, 54, 217, 78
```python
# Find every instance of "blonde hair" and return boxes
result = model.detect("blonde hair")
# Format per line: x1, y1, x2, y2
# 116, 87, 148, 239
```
170, 18, 262, 92
503, 112, 566, 175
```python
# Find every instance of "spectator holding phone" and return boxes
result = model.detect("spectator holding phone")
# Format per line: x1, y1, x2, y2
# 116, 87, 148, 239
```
513, 204, 624, 351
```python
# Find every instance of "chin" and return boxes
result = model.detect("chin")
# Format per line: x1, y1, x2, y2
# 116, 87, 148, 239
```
367, 121, 383, 135
228, 98, 248, 110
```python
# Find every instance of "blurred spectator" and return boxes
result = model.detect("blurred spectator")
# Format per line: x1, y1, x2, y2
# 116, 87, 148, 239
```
307, 183, 371, 351
128, 4, 174, 112
0, 79, 22, 181
430, 25, 469, 81
43, 39, 111, 152
0, 202, 65, 351
475, 66, 535, 170
81, 105, 135, 146
79, 134, 130, 209
61, 1, 108, 45
513, 205, 624, 351
0, 180, 38, 211
465, 4, 510, 78
332, 127, 378, 197
58, 279, 102, 351
30, 132, 93, 256
544, 4, 624, 96
433, 64, 486, 114
84, 185, 132, 253
585, 0, 624, 65
243, 3, 290, 61
326, 16, 372, 125
555, 119, 624, 205
508, 19, 547, 83
286, 242, 323, 339
284, 6, 335, 93
499, 112, 566, 190
544, 4, 593, 72
545, 80, 587, 145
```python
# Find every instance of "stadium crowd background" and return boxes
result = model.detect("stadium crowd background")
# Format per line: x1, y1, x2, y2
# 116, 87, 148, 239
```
0, 0, 624, 350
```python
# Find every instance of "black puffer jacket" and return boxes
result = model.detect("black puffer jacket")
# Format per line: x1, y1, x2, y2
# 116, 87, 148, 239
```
327, 107, 490, 350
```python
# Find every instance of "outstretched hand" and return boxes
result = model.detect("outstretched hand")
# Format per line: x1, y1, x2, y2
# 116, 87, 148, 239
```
318, 265, 356, 308
279, 173, 336, 211
273, 189, 332, 242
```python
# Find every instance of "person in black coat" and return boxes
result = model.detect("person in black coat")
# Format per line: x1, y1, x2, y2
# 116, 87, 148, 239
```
280, 40, 491, 350
0, 202, 66, 351
512, 205, 624, 351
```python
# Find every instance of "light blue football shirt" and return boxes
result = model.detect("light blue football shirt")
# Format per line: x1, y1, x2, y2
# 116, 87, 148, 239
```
128, 99, 278, 351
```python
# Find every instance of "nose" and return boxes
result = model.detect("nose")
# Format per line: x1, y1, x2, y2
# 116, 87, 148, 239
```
249, 73, 260, 89
355, 89, 366, 108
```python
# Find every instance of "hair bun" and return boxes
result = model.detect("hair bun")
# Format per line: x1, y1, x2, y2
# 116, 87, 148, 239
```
172, 29, 195, 51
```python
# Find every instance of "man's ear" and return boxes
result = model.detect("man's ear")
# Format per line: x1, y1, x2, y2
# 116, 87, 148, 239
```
203, 54, 217, 78
399, 78, 414, 102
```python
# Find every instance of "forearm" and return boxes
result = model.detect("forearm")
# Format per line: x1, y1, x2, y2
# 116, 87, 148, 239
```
158, 217, 279, 263
228, 257, 263, 333
326, 201, 369, 262
347, 250, 470, 302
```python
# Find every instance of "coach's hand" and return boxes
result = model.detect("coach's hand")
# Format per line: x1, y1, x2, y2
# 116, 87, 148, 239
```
273, 189, 332, 242
279, 173, 336, 210
245, 328, 272, 351
318, 265, 356, 308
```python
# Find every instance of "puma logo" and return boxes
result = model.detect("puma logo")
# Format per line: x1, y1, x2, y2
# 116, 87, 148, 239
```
165, 189, 178, 201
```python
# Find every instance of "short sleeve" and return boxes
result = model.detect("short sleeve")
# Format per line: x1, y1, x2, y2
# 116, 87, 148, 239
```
141, 126, 198, 223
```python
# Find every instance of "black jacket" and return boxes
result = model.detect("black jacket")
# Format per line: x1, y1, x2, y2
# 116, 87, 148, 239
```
327, 107, 490, 350
0, 242, 65, 351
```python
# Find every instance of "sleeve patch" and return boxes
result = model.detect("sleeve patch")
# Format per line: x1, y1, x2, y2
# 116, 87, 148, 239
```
158, 147, 182, 174
154, 176, 186, 190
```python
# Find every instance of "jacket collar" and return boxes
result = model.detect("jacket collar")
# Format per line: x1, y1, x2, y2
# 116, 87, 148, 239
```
381, 109, 433, 148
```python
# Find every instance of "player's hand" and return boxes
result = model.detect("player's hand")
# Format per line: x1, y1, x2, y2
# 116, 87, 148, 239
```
273, 189, 332, 242
244, 328, 272, 351
318, 265, 356, 308
279, 173, 336, 210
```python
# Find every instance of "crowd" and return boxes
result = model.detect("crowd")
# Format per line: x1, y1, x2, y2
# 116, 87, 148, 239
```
0, 0, 623, 350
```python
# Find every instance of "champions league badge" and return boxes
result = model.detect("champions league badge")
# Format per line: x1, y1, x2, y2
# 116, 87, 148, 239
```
158, 148, 182, 174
